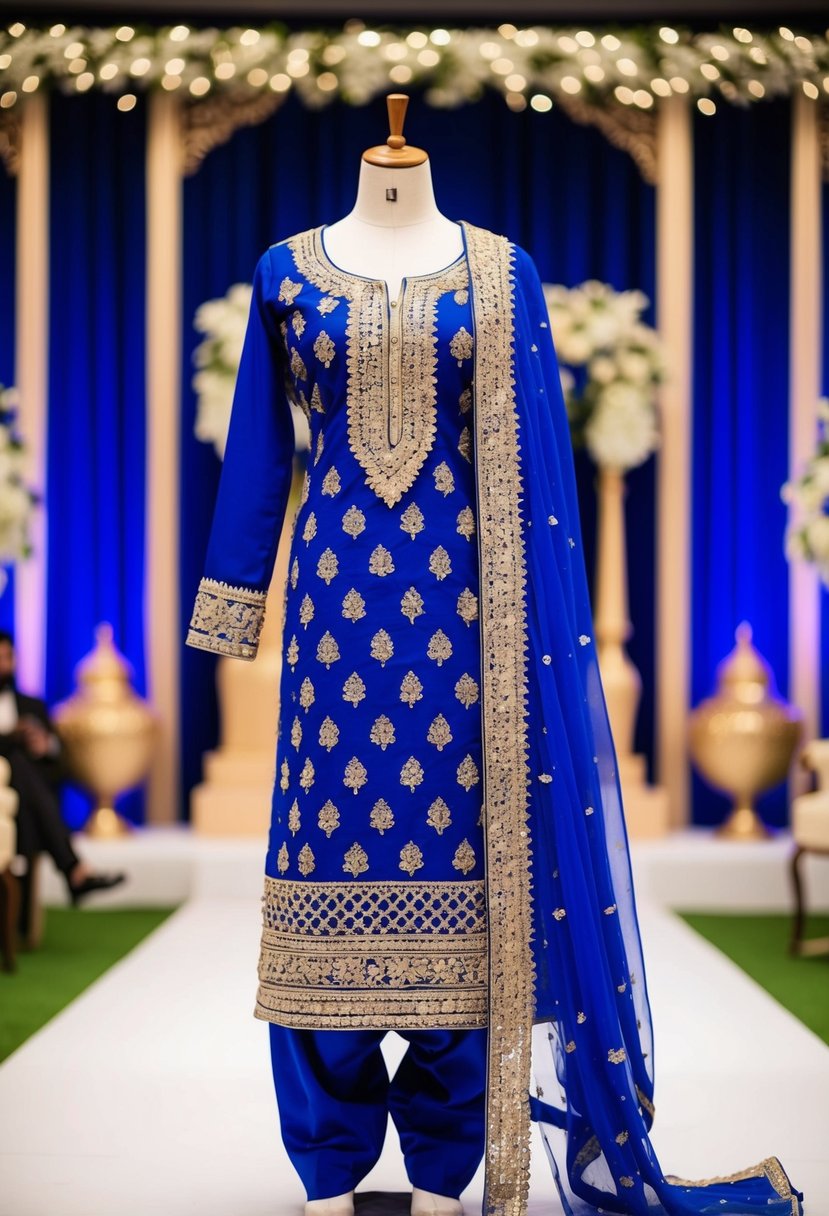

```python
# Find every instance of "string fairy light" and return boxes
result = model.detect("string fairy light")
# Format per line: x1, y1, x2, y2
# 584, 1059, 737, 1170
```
0, 21, 826, 114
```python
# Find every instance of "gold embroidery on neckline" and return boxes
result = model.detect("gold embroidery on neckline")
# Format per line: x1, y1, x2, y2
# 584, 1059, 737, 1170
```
285, 225, 469, 508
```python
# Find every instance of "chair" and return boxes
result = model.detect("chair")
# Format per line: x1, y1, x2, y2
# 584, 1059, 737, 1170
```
790, 738, 829, 956
0, 755, 21, 971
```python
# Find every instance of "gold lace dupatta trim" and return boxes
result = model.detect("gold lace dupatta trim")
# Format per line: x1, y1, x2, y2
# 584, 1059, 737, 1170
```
463, 220, 535, 1216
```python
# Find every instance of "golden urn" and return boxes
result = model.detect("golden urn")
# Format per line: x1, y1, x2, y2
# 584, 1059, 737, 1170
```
53, 623, 159, 838
687, 621, 803, 839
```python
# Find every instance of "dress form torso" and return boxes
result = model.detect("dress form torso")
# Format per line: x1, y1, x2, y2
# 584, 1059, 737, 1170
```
321, 159, 464, 300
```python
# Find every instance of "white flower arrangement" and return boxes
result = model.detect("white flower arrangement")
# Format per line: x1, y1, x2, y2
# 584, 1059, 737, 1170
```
542, 280, 667, 471
781, 397, 829, 588
0, 385, 39, 592
192, 283, 308, 459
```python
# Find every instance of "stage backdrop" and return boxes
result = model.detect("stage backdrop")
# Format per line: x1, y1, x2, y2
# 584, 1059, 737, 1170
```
0, 88, 817, 828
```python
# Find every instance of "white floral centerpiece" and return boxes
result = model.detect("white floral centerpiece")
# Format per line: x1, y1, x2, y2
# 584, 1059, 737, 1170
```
0, 384, 38, 594
781, 397, 829, 588
542, 280, 667, 471
192, 282, 309, 459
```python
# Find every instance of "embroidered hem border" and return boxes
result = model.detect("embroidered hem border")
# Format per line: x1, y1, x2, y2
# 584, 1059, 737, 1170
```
253, 875, 488, 1028
186, 576, 267, 660
664, 1156, 800, 1216
464, 220, 535, 1216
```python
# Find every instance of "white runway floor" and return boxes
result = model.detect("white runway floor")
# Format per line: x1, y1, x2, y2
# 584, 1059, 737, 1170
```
1, 889, 827, 1216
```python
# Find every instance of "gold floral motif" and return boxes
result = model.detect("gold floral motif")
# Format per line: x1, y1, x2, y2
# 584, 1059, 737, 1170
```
343, 842, 369, 877
186, 577, 267, 661
459, 385, 472, 414
297, 843, 315, 876
452, 839, 476, 875
456, 506, 475, 540
427, 796, 452, 834
428, 546, 452, 580
433, 462, 455, 496
311, 628, 339, 668
615, 1131, 629, 1145
457, 588, 478, 626
607, 1047, 627, 1064
299, 594, 315, 629
291, 310, 306, 337
427, 629, 453, 666
278, 276, 302, 305
298, 677, 315, 712
313, 330, 335, 367
455, 287, 469, 305
456, 754, 480, 791
290, 557, 299, 589
314, 429, 324, 465
619, 1177, 635, 1188
400, 756, 425, 792
317, 295, 340, 314
369, 714, 396, 750
279, 758, 290, 791
299, 757, 314, 792
454, 672, 480, 709
319, 716, 339, 751
341, 588, 366, 622
302, 513, 317, 545
342, 505, 366, 538
290, 716, 302, 750
342, 672, 366, 707
401, 586, 424, 623
450, 326, 474, 364
276, 843, 289, 873
343, 756, 368, 794
370, 798, 395, 834
369, 544, 394, 576
255, 874, 487, 1029
288, 799, 301, 835
316, 547, 339, 584
370, 629, 394, 666
285, 637, 299, 676
458, 426, 472, 463
400, 671, 424, 707
564, 1040, 576, 1053
322, 467, 341, 496
290, 347, 307, 381
399, 841, 424, 876
311, 383, 325, 414
400, 501, 425, 538
426, 714, 452, 751
318, 800, 340, 837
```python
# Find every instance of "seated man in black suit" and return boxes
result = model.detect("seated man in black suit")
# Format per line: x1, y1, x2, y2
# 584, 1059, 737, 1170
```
0, 630, 127, 905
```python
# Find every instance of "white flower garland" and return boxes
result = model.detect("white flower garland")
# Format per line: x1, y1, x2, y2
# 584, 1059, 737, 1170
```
1, 21, 827, 115
781, 397, 829, 587
192, 285, 308, 459
542, 280, 666, 471
0, 385, 38, 593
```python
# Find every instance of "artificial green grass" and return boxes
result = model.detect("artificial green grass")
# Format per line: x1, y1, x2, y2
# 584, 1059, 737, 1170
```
680, 912, 829, 1047
0, 905, 178, 1063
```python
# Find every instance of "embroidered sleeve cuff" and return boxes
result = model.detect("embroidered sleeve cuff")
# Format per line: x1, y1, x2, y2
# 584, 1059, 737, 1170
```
186, 577, 268, 661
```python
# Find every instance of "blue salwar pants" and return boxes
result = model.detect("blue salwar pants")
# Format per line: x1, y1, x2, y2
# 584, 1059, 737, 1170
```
268, 1024, 488, 1201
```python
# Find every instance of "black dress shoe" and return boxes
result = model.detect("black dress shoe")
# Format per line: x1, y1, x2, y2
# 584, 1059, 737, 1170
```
68, 871, 127, 907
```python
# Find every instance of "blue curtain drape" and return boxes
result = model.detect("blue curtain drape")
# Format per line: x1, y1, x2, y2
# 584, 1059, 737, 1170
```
0, 162, 16, 634
179, 88, 657, 815
691, 97, 792, 827
46, 92, 147, 828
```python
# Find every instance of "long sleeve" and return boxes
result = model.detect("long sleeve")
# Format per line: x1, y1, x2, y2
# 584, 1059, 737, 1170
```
186, 247, 296, 661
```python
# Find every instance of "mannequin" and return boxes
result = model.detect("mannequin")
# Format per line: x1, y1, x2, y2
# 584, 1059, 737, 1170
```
320, 94, 463, 299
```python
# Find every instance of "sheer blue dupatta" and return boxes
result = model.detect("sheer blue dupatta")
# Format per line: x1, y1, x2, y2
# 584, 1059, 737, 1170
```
507, 243, 804, 1216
